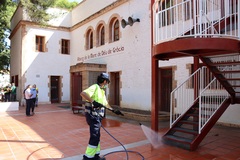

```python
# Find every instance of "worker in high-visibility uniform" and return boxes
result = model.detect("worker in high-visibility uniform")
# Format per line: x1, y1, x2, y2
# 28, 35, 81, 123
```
80, 73, 123, 160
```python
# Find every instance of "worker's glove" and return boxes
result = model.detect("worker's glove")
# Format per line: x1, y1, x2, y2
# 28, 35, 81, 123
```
92, 101, 104, 109
112, 109, 124, 116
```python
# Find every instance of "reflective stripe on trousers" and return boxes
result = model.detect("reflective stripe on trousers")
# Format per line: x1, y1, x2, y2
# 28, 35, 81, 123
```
85, 143, 100, 159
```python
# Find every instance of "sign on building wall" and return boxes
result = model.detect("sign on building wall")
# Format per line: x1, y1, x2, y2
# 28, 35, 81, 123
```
77, 46, 124, 62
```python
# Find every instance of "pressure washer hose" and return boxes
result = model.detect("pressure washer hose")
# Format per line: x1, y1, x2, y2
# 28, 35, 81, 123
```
94, 106, 145, 159
101, 123, 145, 160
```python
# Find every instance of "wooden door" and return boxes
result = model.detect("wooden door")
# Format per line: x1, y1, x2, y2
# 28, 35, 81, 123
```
71, 73, 82, 106
109, 72, 120, 106
158, 68, 172, 112
51, 76, 60, 103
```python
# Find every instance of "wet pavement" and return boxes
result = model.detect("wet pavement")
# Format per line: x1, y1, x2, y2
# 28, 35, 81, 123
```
0, 103, 240, 160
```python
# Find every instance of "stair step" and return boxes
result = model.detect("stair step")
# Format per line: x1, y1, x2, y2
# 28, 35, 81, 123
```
164, 134, 192, 144
172, 127, 199, 135
185, 113, 213, 119
190, 107, 199, 112
185, 113, 198, 117
210, 61, 240, 66
216, 70, 240, 74
163, 134, 192, 150
180, 120, 199, 126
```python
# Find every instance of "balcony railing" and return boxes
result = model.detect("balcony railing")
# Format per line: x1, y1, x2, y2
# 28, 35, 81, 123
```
153, 0, 240, 44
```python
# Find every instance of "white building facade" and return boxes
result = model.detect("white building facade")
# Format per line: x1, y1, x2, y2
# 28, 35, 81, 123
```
69, 0, 151, 110
10, 6, 71, 104
10, 0, 151, 110
10, 0, 240, 127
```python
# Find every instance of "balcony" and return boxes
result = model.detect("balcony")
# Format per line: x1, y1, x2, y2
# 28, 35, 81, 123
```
152, 0, 240, 60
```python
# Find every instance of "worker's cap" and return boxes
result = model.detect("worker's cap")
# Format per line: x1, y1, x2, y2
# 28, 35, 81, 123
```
100, 73, 110, 83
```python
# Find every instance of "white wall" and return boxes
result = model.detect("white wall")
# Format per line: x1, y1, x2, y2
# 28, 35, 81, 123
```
159, 57, 240, 126
0, 75, 10, 88
22, 26, 70, 103
9, 0, 239, 126
71, 0, 118, 26
10, 5, 23, 30
219, 104, 240, 125
71, 0, 151, 110
159, 57, 193, 85
10, 27, 22, 101
47, 8, 71, 27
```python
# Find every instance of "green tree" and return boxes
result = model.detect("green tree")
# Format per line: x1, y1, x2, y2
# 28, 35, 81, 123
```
0, 0, 16, 73
0, 0, 78, 73
20, 0, 56, 24
54, 0, 78, 10
0, 0, 6, 5
20, 0, 78, 24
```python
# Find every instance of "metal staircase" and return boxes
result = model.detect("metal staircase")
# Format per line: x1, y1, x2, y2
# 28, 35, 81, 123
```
152, 0, 240, 151
163, 98, 231, 151
200, 56, 240, 103
162, 55, 240, 150
162, 66, 230, 150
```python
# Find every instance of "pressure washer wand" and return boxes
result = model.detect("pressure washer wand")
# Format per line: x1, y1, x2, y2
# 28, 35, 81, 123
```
104, 106, 124, 116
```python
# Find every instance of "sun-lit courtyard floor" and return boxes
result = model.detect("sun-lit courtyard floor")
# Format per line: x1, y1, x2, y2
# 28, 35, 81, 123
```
0, 103, 240, 160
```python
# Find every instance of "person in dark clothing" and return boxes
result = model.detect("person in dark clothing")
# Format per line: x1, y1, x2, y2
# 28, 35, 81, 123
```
4, 84, 11, 102
30, 84, 37, 115
24, 85, 33, 116
11, 83, 17, 101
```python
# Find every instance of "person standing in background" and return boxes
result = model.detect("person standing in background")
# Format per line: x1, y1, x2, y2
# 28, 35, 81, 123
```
11, 83, 17, 101
0, 88, 4, 102
21, 85, 29, 107
4, 84, 11, 102
25, 85, 33, 116
31, 84, 37, 115
34, 84, 39, 107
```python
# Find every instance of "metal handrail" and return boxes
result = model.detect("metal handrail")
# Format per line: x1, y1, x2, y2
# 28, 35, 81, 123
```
199, 77, 229, 133
170, 66, 230, 134
153, 0, 240, 44
170, 67, 203, 128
